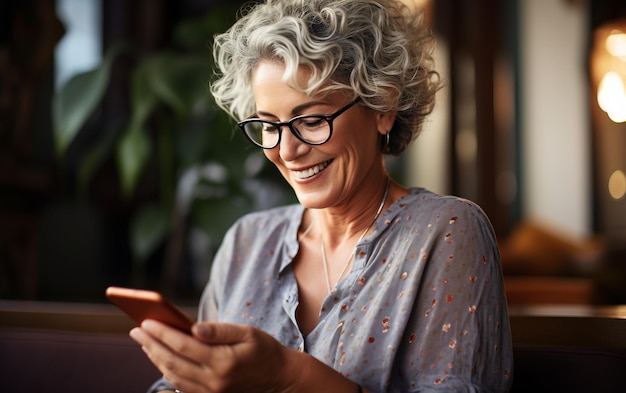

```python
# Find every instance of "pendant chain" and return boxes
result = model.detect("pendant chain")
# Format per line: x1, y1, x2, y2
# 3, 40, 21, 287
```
320, 178, 391, 293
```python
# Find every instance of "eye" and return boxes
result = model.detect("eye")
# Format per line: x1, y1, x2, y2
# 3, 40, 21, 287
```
262, 123, 279, 132
298, 117, 326, 129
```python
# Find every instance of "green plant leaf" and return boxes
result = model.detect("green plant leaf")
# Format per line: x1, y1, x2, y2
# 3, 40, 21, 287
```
52, 42, 126, 157
191, 195, 253, 245
76, 122, 120, 199
130, 203, 171, 261
130, 61, 158, 130
142, 53, 213, 118
176, 109, 234, 169
113, 62, 160, 199
116, 127, 151, 198
172, 4, 240, 49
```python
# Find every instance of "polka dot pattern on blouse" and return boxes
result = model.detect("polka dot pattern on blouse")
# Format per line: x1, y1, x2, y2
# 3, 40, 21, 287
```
199, 188, 513, 393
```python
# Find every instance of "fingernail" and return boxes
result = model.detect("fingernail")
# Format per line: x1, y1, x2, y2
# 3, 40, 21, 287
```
141, 319, 158, 331
129, 327, 142, 341
196, 323, 210, 335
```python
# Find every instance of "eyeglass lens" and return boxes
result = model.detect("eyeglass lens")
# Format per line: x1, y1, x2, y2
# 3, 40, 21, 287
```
239, 98, 360, 149
242, 116, 330, 148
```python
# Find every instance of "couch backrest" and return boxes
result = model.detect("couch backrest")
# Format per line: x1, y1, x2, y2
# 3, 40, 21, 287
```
0, 329, 161, 393
509, 305, 626, 393
3, 301, 626, 392
511, 345, 626, 393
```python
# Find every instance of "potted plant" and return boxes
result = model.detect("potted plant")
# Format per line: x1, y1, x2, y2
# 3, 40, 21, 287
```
52, 5, 294, 293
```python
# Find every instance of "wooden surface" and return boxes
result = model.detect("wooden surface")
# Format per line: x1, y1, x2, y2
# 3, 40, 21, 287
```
2, 300, 625, 349
0, 299, 197, 334
508, 304, 626, 348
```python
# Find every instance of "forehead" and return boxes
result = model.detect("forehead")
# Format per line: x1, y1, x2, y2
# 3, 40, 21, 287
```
252, 60, 313, 91
250, 60, 352, 117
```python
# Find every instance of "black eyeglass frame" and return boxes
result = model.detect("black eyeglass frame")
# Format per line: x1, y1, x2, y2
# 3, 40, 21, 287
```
237, 97, 361, 149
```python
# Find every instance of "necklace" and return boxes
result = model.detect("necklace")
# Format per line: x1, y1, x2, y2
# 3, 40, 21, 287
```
320, 177, 391, 293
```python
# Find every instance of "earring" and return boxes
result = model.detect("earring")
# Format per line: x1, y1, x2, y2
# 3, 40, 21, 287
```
385, 132, 391, 152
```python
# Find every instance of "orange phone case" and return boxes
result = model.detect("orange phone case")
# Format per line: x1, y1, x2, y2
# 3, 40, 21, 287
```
105, 286, 193, 333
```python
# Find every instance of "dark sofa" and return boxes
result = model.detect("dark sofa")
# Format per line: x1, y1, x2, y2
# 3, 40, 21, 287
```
1, 301, 625, 392
0, 329, 160, 393
0, 300, 172, 392
512, 345, 626, 393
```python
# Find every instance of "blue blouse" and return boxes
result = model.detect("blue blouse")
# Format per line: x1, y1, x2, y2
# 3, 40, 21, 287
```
194, 188, 513, 392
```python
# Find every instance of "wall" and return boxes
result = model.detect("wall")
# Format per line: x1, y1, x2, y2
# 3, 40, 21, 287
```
406, 37, 450, 197
520, 0, 591, 238
409, 1, 592, 239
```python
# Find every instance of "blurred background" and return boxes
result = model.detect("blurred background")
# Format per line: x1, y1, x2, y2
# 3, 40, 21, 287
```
1, 0, 625, 307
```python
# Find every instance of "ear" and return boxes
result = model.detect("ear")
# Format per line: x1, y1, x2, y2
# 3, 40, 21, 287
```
376, 111, 397, 135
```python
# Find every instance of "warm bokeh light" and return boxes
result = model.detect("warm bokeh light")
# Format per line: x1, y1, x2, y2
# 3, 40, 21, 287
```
594, 26, 626, 123
606, 30, 626, 61
597, 71, 626, 123
608, 170, 626, 200
399, 0, 432, 25
400, 0, 430, 10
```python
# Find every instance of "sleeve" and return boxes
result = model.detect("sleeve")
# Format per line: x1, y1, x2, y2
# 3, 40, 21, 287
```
146, 378, 176, 393
197, 218, 240, 322
146, 219, 242, 393
394, 199, 513, 392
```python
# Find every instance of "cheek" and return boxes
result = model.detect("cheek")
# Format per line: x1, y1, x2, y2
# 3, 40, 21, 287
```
263, 149, 289, 177
339, 112, 381, 147
338, 125, 380, 155
263, 148, 278, 164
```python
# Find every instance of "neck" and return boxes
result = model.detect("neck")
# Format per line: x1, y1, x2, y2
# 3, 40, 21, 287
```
319, 177, 391, 292
317, 177, 392, 247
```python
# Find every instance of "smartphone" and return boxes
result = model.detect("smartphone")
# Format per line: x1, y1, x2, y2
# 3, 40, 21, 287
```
105, 286, 194, 334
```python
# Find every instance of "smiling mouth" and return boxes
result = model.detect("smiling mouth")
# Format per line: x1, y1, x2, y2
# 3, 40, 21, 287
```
292, 160, 331, 179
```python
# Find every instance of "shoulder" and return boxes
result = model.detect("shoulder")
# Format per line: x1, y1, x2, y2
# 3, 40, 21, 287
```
400, 188, 490, 221
210, 203, 304, 274
388, 188, 496, 241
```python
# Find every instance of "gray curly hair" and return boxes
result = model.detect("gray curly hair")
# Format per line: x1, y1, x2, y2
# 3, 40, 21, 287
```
210, 0, 441, 155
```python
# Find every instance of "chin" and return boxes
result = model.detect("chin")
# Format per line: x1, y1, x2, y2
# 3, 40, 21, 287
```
292, 190, 326, 209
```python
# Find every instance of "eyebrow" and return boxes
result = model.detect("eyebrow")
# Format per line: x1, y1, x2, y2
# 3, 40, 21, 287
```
255, 100, 329, 119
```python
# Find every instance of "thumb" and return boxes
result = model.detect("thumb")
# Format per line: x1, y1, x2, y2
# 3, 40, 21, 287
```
192, 322, 250, 345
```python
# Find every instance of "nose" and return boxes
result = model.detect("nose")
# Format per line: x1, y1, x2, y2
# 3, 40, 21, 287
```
278, 125, 310, 161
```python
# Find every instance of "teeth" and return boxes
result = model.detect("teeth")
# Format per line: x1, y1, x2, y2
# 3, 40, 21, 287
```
293, 161, 330, 179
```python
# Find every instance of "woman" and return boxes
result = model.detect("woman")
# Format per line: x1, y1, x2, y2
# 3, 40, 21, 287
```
130, 0, 513, 392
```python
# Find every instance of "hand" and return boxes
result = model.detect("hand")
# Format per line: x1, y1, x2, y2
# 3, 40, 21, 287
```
130, 320, 298, 393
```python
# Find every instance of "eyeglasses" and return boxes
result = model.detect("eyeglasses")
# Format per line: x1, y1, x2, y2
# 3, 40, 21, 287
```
238, 97, 361, 149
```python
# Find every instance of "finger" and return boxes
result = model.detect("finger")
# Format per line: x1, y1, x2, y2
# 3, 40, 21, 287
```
192, 322, 251, 345
130, 324, 195, 366
141, 320, 209, 361
131, 324, 215, 391
143, 320, 246, 379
